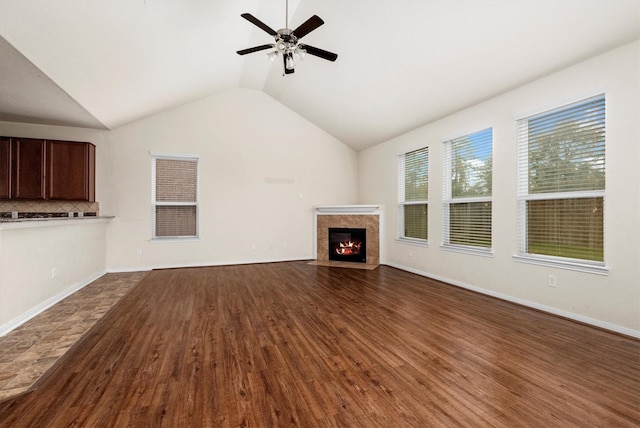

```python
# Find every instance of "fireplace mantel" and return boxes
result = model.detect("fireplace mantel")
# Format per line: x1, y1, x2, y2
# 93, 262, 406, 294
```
315, 205, 380, 214
313, 205, 383, 266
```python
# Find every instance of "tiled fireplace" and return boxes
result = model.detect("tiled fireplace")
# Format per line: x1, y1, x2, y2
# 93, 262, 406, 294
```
314, 205, 382, 267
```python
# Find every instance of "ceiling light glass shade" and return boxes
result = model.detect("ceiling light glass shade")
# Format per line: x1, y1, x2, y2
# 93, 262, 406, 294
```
267, 51, 279, 62
296, 48, 306, 60
285, 54, 295, 70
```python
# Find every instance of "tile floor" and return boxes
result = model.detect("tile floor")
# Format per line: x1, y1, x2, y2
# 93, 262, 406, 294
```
0, 271, 148, 402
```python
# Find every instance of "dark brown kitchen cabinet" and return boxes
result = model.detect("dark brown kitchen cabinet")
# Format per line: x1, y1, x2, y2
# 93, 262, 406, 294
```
0, 137, 95, 201
47, 140, 95, 201
0, 137, 10, 199
12, 138, 46, 200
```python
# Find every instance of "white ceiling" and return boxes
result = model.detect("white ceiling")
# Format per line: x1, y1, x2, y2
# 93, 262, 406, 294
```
0, 0, 638, 151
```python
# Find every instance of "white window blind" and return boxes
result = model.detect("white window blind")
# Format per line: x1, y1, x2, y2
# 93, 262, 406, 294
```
443, 128, 493, 250
398, 147, 428, 242
517, 95, 605, 265
152, 155, 199, 239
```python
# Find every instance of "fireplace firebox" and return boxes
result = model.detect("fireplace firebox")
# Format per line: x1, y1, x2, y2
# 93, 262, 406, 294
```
328, 228, 367, 263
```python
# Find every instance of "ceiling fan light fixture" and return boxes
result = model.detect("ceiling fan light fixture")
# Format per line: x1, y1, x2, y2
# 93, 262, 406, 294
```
267, 51, 279, 62
285, 53, 295, 70
296, 48, 306, 60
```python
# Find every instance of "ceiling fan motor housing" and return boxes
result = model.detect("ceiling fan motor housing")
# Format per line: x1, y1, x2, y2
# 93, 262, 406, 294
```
275, 29, 298, 53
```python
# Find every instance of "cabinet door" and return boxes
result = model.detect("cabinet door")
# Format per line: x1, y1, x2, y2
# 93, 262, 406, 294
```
12, 138, 46, 199
47, 141, 95, 201
0, 137, 10, 199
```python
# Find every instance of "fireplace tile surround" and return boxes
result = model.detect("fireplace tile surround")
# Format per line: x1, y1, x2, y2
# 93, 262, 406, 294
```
314, 205, 382, 268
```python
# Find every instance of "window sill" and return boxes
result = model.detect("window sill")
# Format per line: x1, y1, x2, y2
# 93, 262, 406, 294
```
512, 254, 608, 275
150, 237, 200, 243
396, 237, 429, 247
441, 244, 493, 257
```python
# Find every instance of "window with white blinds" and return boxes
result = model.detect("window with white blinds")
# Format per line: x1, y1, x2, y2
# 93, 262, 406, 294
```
443, 128, 492, 251
516, 95, 605, 268
152, 154, 199, 239
398, 147, 428, 242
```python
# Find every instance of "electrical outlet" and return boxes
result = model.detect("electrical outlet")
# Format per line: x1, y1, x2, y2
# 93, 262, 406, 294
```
548, 275, 557, 287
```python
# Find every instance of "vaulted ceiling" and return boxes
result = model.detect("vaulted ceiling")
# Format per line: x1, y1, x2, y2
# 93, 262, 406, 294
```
0, 0, 638, 151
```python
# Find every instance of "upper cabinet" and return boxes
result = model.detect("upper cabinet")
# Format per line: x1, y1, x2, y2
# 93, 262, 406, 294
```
0, 137, 10, 199
11, 138, 47, 200
47, 140, 95, 201
1, 137, 95, 202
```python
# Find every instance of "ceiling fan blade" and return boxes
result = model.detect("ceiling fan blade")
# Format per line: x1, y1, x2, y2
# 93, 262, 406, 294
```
292, 15, 324, 39
241, 13, 277, 36
236, 44, 274, 55
299, 44, 338, 62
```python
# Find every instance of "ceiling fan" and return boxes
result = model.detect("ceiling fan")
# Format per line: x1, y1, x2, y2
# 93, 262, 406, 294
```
236, 0, 338, 75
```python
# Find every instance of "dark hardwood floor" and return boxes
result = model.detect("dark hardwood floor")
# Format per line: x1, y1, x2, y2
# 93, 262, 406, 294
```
0, 262, 638, 427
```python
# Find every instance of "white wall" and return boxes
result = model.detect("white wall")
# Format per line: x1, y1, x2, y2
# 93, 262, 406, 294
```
0, 219, 109, 333
358, 41, 640, 336
105, 88, 358, 270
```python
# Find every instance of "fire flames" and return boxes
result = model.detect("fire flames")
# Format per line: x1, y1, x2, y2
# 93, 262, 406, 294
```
335, 240, 362, 256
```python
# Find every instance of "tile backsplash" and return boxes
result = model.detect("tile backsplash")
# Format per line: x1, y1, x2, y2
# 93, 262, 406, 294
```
0, 200, 99, 215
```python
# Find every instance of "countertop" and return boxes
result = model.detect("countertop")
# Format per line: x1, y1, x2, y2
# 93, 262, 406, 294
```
0, 216, 115, 230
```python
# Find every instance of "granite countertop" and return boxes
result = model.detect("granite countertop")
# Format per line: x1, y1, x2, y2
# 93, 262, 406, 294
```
0, 215, 114, 229
0, 215, 99, 223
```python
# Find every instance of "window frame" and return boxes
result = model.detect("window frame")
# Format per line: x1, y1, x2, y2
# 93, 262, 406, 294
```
442, 127, 493, 256
151, 152, 200, 241
514, 95, 607, 274
397, 146, 429, 245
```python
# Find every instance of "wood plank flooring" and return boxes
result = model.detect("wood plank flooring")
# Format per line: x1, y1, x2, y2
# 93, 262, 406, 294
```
0, 261, 638, 427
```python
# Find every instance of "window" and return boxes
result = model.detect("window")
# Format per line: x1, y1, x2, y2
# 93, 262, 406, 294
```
151, 154, 199, 239
398, 147, 428, 242
443, 128, 493, 252
516, 95, 605, 269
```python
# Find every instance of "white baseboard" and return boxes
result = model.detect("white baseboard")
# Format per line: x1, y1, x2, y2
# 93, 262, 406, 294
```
106, 257, 311, 274
0, 270, 107, 337
106, 266, 153, 273
385, 262, 640, 339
